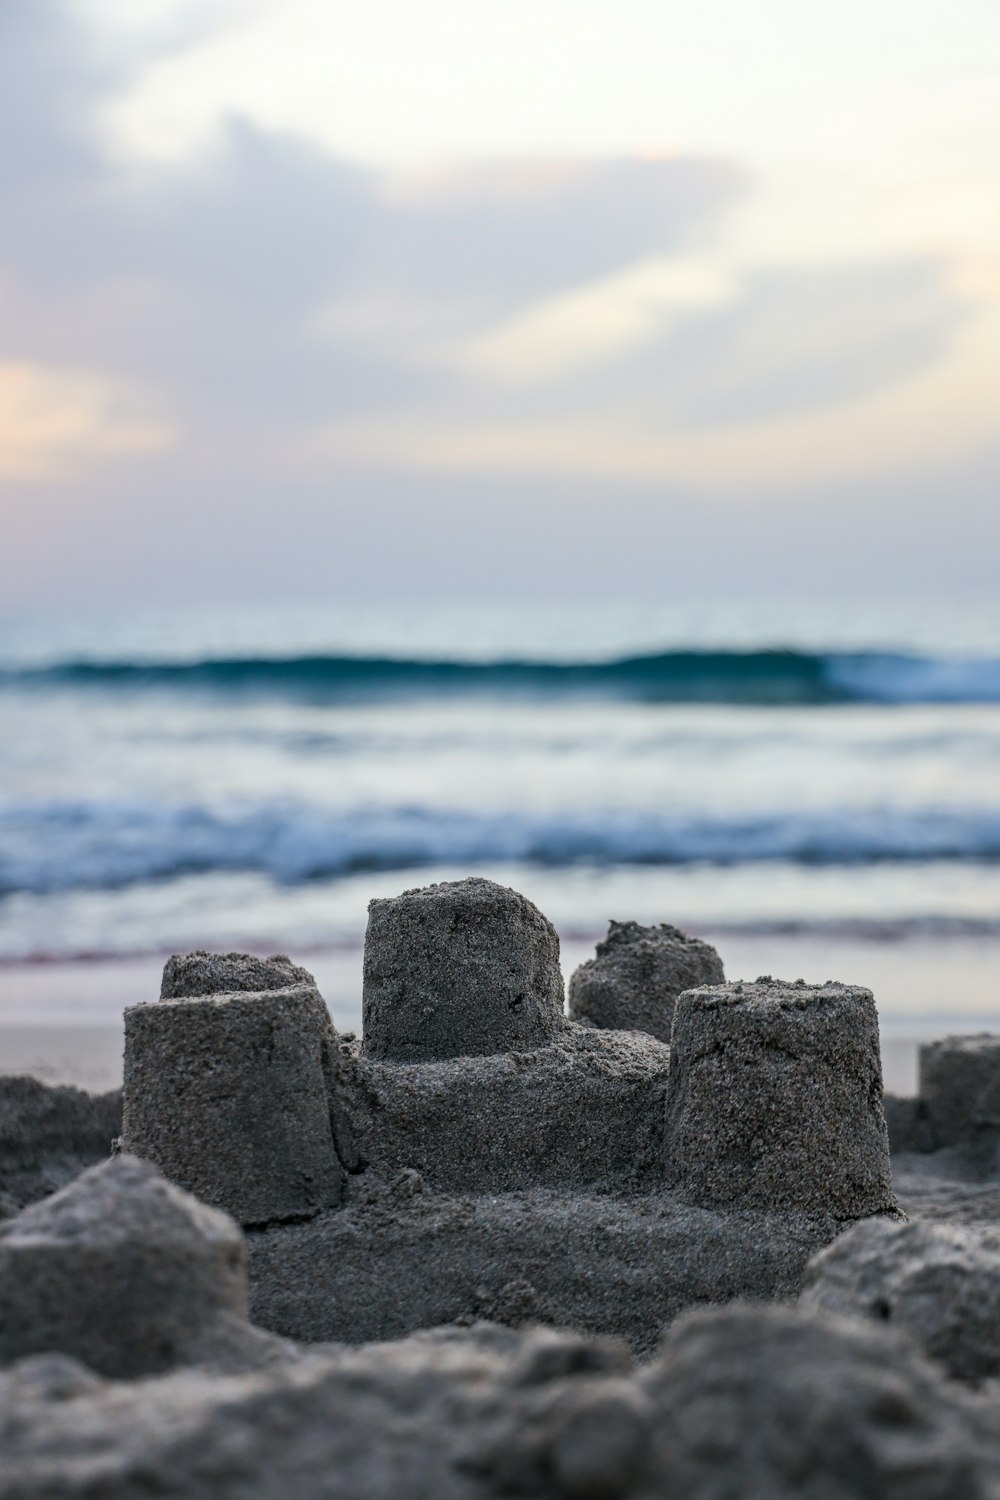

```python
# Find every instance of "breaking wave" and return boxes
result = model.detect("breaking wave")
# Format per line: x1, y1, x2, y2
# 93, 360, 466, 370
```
4, 648, 1000, 704
3, 799, 1000, 895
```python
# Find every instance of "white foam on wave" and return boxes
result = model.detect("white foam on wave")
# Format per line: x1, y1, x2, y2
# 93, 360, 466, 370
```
3, 798, 1000, 895
824, 654, 1000, 703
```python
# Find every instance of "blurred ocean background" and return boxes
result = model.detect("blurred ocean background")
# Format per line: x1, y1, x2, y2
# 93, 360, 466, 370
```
1, 597, 999, 1092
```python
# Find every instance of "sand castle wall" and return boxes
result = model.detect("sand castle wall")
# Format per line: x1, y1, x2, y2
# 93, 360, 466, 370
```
341, 1026, 672, 1193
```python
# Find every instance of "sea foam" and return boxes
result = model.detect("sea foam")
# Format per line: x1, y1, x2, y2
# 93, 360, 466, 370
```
3, 799, 1000, 894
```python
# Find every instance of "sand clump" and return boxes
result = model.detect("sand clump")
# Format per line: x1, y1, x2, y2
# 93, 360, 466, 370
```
802, 1217, 1000, 1384
0, 1075, 121, 1219
568, 920, 723, 1041
637, 1302, 1000, 1500
1, 1279, 998, 1498
0, 1155, 294, 1379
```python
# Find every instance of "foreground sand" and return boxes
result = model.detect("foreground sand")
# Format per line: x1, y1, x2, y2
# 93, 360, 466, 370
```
2, 1062, 999, 1497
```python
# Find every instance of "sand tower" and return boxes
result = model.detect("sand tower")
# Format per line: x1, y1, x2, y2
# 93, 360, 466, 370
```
122, 953, 345, 1225
362, 877, 566, 1062
664, 977, 895, 1217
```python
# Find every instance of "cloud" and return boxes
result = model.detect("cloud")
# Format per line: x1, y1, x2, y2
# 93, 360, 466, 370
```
0, 362, 172, 480
0, 0, 994, 607
454, 258, 740, 383
0, 3, 970, 438
0, 2, 746, 433
313, 247, 980, 494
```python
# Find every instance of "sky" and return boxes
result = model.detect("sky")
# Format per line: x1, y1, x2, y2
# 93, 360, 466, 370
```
1, 0, 999, 612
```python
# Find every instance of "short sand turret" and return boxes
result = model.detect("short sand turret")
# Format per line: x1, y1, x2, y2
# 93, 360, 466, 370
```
122, 952, 345, 1225
664, 978, 895, 1216
918, 1034, 1000, 1150
568, 920, 724, 1041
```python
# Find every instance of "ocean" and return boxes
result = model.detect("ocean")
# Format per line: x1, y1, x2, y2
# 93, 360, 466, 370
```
2, 598, 998, 1092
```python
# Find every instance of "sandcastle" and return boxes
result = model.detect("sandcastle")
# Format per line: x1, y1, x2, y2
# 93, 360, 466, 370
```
4, 877, 1000, 1497
113, 877, 898, 1349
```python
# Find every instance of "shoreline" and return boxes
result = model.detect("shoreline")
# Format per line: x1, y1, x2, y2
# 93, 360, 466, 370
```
3, 930, 1000, 1095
